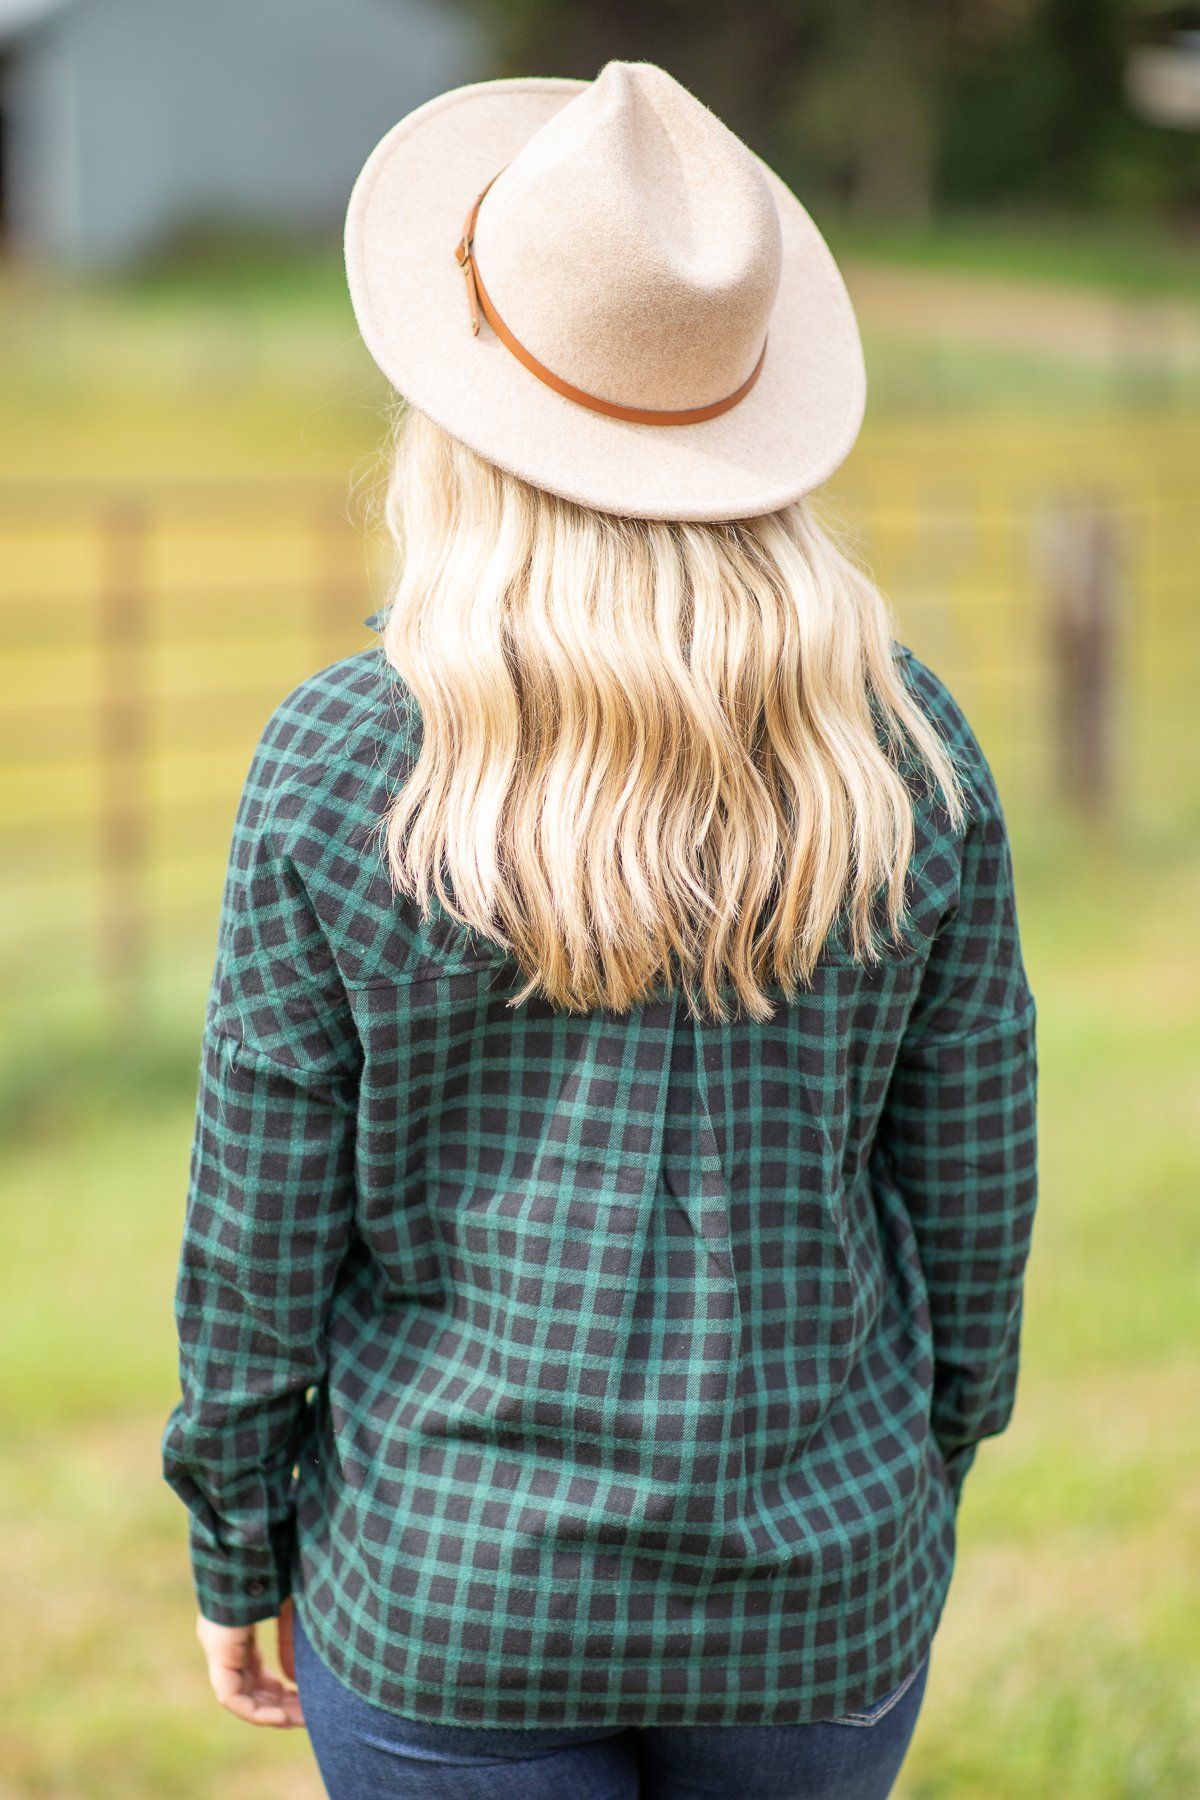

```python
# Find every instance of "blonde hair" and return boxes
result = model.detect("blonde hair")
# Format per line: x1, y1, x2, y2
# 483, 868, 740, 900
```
375, 405, 966, 1022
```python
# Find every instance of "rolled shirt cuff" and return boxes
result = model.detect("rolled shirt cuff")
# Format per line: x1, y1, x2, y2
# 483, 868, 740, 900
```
189, 1515, 295, 1626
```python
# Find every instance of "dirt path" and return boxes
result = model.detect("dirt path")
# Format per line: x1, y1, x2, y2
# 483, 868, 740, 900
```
843, 259, 1200, 371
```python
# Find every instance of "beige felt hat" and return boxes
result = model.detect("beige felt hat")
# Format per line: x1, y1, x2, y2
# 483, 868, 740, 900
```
344, 59, 866, 523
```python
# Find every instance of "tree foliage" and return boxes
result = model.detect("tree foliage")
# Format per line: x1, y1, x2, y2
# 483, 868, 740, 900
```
463, 0, 1200, 219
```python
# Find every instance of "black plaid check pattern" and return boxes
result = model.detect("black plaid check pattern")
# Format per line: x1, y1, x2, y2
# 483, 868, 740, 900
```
161, 634, 1038, 1727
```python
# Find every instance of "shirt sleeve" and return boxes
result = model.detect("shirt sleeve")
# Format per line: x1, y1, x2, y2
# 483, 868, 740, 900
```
877, 730, 1039, 1505
160, 746, 361, 1626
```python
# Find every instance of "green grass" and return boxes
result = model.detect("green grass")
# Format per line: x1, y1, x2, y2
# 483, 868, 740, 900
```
73, 204, 1200, 307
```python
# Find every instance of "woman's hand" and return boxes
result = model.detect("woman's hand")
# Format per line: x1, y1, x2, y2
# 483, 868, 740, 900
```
196, 1595, 304, 1728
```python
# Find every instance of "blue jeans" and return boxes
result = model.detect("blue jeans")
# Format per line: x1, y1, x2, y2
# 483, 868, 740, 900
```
293, 1605, 930, 1799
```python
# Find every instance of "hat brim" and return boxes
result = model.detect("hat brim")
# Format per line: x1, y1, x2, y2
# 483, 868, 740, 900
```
344, 76, 866, 523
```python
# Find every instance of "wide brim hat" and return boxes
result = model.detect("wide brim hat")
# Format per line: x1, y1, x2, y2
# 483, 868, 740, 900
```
344, 60, 866, 523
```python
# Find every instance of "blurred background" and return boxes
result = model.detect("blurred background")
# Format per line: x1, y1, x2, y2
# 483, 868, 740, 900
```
1, 1, 1197, 1794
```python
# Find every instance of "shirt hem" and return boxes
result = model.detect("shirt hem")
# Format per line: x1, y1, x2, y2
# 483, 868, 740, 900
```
290, 1565, 953, 1732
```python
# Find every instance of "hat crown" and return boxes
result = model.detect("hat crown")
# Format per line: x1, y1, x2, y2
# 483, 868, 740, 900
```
470, 61, 783, 412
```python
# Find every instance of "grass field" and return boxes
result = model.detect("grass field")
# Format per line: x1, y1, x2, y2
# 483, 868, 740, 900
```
2, 228, 1199, 1795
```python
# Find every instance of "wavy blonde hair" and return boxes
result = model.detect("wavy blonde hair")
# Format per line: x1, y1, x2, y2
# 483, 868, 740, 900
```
374, 405, 966, 1022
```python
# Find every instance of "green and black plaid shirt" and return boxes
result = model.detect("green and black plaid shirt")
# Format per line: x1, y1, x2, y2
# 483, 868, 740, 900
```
161, 626, 1038, 1728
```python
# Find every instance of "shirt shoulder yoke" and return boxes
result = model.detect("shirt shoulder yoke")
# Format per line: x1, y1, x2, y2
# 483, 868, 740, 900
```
249, 646, 416, 816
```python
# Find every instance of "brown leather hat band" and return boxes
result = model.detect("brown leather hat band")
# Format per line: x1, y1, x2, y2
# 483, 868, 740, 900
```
454, 172, 768, 427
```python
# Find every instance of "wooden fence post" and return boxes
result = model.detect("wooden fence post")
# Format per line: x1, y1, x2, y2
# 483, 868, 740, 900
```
1043, 499, 1123, 825
99, 500, 149, 1031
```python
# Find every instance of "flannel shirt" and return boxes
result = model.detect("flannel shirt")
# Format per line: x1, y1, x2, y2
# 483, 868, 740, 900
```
161, 625, 1038, 1728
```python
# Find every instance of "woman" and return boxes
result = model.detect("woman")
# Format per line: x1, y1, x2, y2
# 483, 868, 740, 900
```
162, 60, 1038, 1799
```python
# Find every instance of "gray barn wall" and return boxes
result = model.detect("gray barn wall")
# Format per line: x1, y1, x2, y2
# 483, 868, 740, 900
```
4, 0, 487, 266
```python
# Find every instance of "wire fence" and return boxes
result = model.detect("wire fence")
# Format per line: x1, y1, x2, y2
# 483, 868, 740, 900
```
1, 480, 379, 1037
2, 450, 1196, 1038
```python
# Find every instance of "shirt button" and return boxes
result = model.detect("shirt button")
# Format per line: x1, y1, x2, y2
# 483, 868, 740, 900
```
244, 1577, 269, 1597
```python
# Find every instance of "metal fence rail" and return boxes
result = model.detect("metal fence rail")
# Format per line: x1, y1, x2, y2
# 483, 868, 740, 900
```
1, 481, 378, 1028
